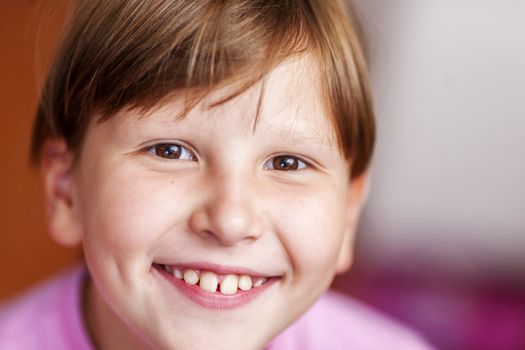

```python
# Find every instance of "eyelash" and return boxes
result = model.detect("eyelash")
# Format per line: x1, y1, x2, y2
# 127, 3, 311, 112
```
146, 143, 196, 161
263, 155, 309, 171
146, 143, 310, 171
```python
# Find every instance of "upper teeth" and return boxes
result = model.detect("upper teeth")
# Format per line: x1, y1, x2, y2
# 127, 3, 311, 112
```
165, 266, 268, 295
220, 274, 239, 295
238, 275, 253, 291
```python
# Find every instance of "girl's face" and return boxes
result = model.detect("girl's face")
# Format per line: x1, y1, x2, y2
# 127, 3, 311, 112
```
48, 57, 367, 349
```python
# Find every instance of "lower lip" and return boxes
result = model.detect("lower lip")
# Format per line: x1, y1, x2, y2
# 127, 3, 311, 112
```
153, 265, 277, 310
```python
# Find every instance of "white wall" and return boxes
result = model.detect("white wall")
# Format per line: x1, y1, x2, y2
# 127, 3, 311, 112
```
353, 1, 525, 268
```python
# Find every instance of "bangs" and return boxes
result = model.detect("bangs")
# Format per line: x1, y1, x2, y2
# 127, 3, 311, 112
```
101, 2, 316, 113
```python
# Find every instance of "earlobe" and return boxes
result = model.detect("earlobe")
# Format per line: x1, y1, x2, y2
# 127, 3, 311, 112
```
336, 172, 370, 274
41, 139, 83, 246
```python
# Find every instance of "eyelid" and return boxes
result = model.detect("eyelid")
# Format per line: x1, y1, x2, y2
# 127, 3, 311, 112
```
263, 154, 314, 171
143, 141, 198, 161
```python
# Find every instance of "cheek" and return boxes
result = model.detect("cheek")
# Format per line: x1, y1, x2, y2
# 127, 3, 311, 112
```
275, 187, 348, 272
76, 165, 191, 259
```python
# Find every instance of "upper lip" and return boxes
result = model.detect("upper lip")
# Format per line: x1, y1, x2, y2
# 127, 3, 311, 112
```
155, 262, 280, 278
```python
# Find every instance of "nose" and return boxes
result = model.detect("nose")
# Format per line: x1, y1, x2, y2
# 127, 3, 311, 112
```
188, 172, 265, 246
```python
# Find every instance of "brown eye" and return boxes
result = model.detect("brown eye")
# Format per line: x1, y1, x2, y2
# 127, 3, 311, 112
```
265, 155, 308, 171
148, 143, 195, 160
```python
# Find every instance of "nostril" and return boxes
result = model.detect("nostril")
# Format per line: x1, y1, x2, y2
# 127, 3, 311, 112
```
201, 229, 221, 242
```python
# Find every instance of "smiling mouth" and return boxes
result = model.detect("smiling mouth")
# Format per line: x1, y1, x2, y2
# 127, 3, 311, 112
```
153, 263, 280, 309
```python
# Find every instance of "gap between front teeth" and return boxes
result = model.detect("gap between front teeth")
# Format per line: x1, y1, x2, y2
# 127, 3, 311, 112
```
165, 266, 267, 295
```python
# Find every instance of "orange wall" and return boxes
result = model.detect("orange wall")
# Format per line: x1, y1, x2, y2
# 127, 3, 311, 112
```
0, 1, 81, 302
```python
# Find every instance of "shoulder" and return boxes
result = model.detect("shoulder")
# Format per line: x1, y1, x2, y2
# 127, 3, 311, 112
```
0, 265, 92, 350
270, 291, 435, 350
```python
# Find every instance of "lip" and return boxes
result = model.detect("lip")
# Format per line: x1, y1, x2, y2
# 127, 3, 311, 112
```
153, 264, 279, 310
162, 261, 274, 278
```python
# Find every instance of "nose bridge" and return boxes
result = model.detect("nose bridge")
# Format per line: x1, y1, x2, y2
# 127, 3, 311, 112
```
190, 166, 264, 246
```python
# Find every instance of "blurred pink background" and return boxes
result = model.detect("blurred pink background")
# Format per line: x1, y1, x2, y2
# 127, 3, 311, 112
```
335, 1, 525, 349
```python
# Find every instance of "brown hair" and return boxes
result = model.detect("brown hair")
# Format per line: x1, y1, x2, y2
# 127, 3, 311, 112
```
32, 0, 375, 178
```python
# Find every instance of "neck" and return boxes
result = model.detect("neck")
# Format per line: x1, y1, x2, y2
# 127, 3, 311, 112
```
83, 276, 152, 350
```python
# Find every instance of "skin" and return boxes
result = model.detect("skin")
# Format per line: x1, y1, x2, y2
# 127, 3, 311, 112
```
42, 56, 368, 350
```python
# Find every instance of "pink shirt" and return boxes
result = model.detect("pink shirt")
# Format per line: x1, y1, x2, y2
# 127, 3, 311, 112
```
0, 266, 433, 349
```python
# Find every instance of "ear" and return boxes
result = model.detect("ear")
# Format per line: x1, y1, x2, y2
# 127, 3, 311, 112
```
41, 139, 83, 246
336, 172, 370, 274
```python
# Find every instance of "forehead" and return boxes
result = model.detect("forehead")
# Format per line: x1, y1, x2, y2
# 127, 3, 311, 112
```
113, 55, 338, 149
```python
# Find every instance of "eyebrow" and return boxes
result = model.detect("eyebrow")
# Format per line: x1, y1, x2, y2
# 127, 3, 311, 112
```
267, 121, 339, 152
118, 94, 339, 150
